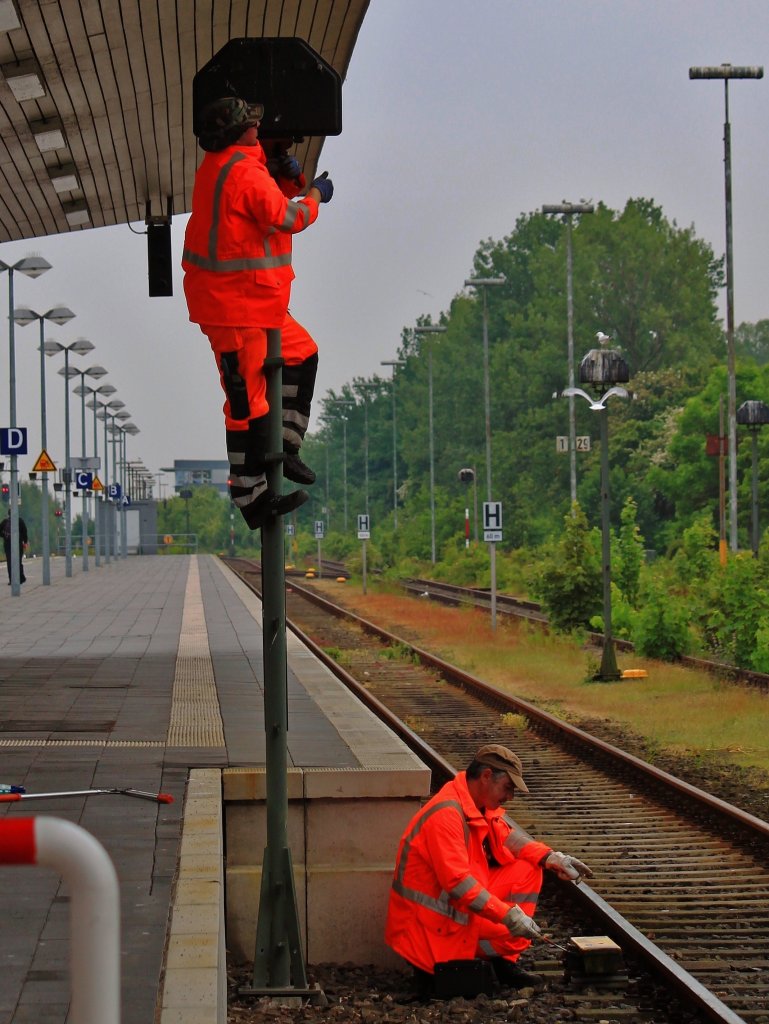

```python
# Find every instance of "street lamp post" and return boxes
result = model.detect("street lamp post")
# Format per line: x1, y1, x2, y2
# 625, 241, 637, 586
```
355, 384, 379, 516
108, 409, 131, 558
380, 360, 406, 529
690, 64, 763, 551
98, 400, 125, 562
0, 256, 52, 596
465, 276, 505, 629
44, 338, 95, 577
70, 365, 107, 571
737, 400, 769, 556
542, 202, 595, 506
414, 326, 448, 563
560, 339, 631, 681
119, 422, 139, 557
329, 400, 354, 530
13, 304, 75, 585
81, 382, 116, 567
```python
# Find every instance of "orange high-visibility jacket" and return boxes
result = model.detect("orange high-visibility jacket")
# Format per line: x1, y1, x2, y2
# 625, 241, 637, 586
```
385, 771, 551, 972
182, 143, 318, 328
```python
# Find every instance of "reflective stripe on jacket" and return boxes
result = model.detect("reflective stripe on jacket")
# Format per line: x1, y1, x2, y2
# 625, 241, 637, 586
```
384, 772, 551, 972
182, 143, 318, 328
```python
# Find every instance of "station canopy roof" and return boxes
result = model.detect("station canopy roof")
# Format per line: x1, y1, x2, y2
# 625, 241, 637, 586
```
0, 0, 369, 242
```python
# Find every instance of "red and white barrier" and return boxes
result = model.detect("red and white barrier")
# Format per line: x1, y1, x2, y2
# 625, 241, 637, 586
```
0, 816, 120, 1024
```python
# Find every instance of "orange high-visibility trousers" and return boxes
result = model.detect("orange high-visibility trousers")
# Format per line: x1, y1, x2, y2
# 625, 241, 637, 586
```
201, 313, 317, 433
475, 860, 543, 961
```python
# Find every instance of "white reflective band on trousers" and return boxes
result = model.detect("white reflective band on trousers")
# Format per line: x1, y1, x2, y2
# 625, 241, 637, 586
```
1, 816, 120, 1024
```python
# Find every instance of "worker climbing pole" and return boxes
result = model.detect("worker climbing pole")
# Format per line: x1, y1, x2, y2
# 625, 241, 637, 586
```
185, 37, 342, 997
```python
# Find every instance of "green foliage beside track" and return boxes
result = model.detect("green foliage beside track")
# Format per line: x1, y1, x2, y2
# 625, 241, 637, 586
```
158, 195, 769, 676
309, 197, 729, 553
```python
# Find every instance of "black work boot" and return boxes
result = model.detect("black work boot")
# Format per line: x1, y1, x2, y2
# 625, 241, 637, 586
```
242, 488, 309, 530
490, 957, 544, 989
283, 449, 316, 485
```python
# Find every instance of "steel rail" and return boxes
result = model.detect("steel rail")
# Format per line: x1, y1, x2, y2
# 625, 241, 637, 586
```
283, 575, 769, 839
402, 576, 769, 686
223, 558, 766, 1024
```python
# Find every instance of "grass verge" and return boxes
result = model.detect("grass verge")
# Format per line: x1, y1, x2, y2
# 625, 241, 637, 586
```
314, 579, 769, 776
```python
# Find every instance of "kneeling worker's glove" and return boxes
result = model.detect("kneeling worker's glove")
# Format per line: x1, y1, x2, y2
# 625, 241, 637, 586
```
311, 171, 334, 203
502, 905, 541, 941
545, 851, 593, 882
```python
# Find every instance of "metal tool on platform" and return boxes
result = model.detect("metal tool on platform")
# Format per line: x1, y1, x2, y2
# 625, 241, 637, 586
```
0, 787, 174, 803
538, 933, 570, 954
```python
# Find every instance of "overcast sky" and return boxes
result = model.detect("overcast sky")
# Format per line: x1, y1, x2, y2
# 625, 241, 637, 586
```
1, 0, 768, 494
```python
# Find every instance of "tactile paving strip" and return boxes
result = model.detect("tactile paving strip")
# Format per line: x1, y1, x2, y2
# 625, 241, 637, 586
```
0, 739, 165, 747
166, 556, 226, 748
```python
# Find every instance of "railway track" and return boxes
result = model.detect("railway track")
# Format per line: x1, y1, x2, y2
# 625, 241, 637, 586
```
222, 557, 769, 1023
401, 576, 769, 690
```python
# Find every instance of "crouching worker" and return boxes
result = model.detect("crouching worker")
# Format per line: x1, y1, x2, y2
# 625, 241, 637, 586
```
385, 744, 592, 996
182, 97, 333, 529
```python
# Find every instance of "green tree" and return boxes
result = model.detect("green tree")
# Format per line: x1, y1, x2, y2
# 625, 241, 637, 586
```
305, 197, 727, 560
531, 503, 601, 632
736, 319, 769, 366
614, 496, 644, 607
572, 198, 723, 373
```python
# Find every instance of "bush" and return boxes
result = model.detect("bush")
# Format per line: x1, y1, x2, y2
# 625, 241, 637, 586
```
634, 577, 691, 660
672, 511, 718, 587
697, 553, 769, 667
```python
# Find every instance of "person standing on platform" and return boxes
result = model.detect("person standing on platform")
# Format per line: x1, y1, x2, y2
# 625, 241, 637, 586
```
1, 510, 27, 585
385, 744, 593, 994
182, 97, 333, 529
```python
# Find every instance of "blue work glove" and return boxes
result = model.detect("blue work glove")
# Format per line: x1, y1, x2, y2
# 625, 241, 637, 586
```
277, 154, 302, 179
311, 171, 334, 203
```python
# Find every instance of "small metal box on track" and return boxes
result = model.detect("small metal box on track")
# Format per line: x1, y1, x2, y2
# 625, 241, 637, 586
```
564, 936, 627, 988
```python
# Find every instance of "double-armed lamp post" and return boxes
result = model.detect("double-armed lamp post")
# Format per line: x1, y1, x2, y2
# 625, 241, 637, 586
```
1, 256, 52, 596
13, 303, 75, 585
559, 337, 631, 681
44, 338, 95, 577
70, 364, 108, 571
78, 381, 117, 567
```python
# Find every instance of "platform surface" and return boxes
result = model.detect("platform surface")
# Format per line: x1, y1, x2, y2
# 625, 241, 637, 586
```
0, 553, 418, 1024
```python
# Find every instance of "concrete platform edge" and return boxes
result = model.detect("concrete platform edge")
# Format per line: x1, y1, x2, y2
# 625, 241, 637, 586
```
158, 768, 226, 1024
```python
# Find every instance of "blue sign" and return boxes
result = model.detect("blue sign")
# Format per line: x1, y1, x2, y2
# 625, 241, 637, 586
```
75, 471, 93, 490
0, 427, 28, 455
107, 483, 122, 499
